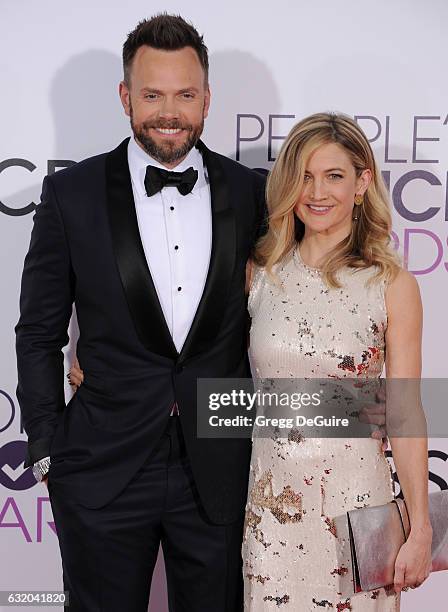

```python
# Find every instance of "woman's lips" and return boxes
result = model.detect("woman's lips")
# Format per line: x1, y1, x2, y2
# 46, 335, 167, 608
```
306, 204, 334, 215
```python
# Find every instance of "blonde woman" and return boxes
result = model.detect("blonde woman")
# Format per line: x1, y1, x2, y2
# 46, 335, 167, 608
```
242, 113, 432, 610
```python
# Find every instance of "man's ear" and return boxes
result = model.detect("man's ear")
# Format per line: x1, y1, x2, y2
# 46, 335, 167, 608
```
203, 85, 211, 119
119, 81, 131, 117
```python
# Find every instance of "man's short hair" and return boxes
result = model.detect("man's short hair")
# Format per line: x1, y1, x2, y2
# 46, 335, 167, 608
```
123, 13, 209, 85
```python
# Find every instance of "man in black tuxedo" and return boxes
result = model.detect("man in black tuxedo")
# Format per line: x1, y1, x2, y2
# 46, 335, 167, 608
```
16, 14, 265, 612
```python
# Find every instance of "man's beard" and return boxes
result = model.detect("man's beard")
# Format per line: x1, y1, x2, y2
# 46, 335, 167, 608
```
130, 104, 204, 165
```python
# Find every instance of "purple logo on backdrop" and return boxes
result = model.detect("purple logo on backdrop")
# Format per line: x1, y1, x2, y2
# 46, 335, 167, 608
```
0, 496, 57, 542
0, 388, 57, 541
0, 390, 35, 490
0, 441, 34, 490
0, 389, 15, 433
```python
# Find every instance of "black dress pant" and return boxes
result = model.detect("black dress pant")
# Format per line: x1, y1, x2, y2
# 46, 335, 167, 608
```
48, 417, 244, 611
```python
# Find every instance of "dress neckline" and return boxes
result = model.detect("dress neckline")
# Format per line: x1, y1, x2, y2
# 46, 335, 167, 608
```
293, 244, 322, 276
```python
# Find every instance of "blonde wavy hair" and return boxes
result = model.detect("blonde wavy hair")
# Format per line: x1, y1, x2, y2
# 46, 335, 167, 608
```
255, 112, 400, 288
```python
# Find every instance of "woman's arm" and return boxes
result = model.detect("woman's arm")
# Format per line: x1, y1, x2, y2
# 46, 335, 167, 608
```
245, 259, 254, 296
385, 268, 432, 592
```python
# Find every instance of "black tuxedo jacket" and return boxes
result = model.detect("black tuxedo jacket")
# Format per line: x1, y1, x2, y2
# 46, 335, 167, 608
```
16, 138, 266, 524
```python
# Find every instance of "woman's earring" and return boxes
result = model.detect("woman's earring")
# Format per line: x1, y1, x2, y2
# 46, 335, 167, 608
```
353, 194, 363, 221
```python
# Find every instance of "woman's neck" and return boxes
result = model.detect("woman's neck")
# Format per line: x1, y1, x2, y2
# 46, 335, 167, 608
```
299, 230, 350, 268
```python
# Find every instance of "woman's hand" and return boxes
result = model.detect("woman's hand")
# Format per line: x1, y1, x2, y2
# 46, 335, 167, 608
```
359, 399, 388, 453
393, 525, 432, 592
68, 357, 84, 390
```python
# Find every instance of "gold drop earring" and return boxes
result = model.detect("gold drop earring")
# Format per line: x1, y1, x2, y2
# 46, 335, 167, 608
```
353, 194, 363, 220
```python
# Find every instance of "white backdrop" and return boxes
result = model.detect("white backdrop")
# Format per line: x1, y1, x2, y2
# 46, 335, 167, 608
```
1, 0, 447, 609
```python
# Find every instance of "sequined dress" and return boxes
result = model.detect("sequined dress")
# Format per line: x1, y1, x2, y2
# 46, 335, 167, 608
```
242, 248, 400, 611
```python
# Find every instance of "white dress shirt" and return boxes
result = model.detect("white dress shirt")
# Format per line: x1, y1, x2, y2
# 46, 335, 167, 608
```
128, 137, 212, 353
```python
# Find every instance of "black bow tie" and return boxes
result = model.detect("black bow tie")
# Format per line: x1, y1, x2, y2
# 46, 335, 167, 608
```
144, 165, 198, 197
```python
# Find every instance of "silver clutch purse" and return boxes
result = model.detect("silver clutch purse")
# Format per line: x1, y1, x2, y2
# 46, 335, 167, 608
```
347, 490, 448, 593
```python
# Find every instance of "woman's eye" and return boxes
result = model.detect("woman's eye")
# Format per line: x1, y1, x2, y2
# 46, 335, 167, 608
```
329, 173, 343, 180
303, 175, 312, 182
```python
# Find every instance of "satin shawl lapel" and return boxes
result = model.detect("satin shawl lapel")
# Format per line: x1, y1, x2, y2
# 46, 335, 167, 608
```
178, 141, 236, 363
105, 138, 178, 359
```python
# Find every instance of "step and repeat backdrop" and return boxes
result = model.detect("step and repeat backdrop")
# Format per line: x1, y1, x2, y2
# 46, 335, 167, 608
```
1, 0, 447, 609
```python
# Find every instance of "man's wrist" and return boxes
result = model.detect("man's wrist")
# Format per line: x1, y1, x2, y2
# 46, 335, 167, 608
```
32, 456, 51, 482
